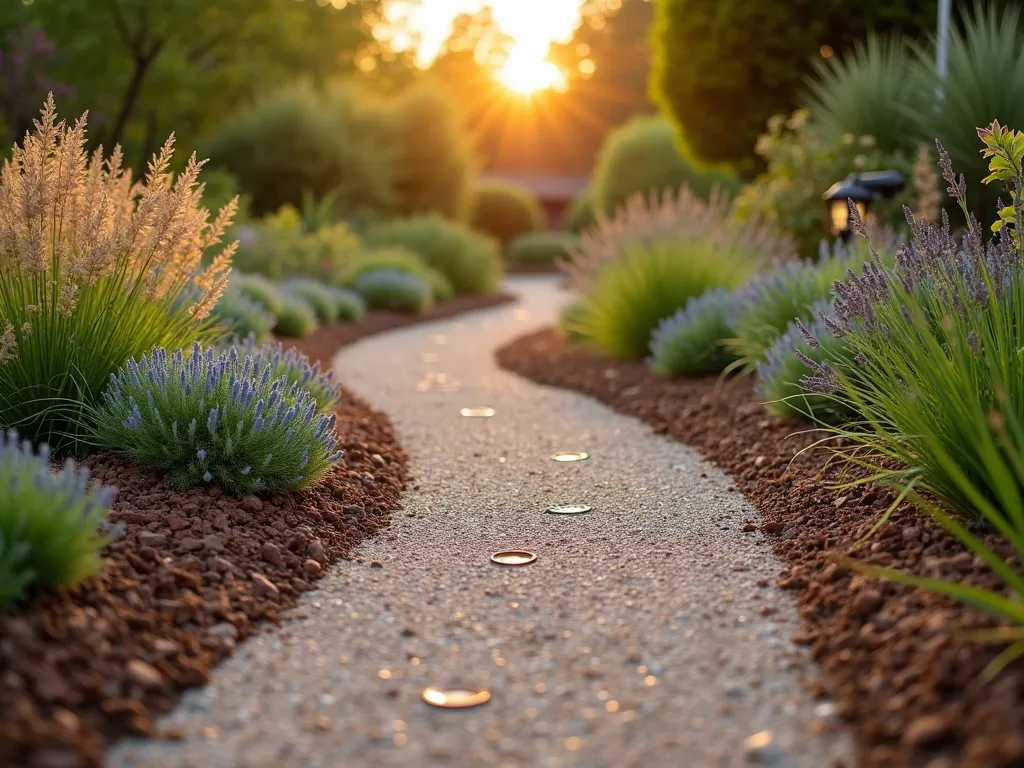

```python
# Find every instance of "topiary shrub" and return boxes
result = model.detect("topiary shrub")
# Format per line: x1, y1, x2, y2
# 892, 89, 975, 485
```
506, 231, 579, 270
328, 287, 366, 322
94, 343, 341, 495
591, 115, 739, 217
273, 293, 319, 338
362, 215, 502, 294
470, 179, 545, 246
352, 270, 433, 314
648, 288, 739, 376
202, 82, 396, 218
340, 246, 454, 302
284, 279, 337, 324
211, 284, 277, 345
0, 97, 235, 455
0, 430, 115, 608
233, 272, 285, 316
230, 336, 341, 414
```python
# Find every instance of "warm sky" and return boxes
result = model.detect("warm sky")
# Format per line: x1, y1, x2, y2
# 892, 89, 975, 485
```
384, 0, 587, 72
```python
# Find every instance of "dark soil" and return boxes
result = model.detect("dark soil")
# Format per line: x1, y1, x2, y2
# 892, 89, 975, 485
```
497, 328, 1024, 768
0, 293, 509, 768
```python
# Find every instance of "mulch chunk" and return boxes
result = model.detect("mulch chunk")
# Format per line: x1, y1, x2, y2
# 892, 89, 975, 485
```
0, 293, 509, 768
497, 328, 1024, 768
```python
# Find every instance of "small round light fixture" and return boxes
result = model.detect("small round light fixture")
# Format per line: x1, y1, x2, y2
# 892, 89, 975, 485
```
421, 686, 491, 709
420, 352, 440, 364
461, 407, 496, 418
490, 550, 537, 566
545, 503, 592, 515
417, 372, 462, 392
550, 451, 589, 462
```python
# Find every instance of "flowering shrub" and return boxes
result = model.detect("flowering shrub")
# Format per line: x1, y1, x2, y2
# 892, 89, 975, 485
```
231, 336, 340, 414
211, 284, 276, 344
363, 215, 502, 295
0, 429, 115, 608
352, 269, 432, 314
285, 279, 338, 324
95, 343, 340, 495
732, 109, 913, 258
648, 289, 738, 376
755, 308, 851, 424
273, 293, 318, 338
328, 287, 366, 322
0, 97, 235, 453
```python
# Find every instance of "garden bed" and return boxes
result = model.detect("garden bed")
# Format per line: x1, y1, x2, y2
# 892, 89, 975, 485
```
0, 293, 510, 768
498, 328, 1024, 768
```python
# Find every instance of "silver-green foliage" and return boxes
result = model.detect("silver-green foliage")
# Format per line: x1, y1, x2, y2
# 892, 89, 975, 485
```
94, 343, 341, 496
230, 335, 341, 414
211, 284, 276, 344
328, 287, 366, 322
285, 279, 338, 323
352, 269, 432, 314
647, 288, 738, 376
274, 293, 319, 337
0, 430, 115, 608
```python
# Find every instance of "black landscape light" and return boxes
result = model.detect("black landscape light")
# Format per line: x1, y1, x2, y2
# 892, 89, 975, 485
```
823, 170, 905, 238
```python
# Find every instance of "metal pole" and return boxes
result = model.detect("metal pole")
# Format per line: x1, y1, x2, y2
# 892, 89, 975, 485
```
935, 0, 952, 103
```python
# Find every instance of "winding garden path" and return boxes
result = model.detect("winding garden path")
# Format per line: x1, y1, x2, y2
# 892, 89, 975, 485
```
110, 276, 851, 767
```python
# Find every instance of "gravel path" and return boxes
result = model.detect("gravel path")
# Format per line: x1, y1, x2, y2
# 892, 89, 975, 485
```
110, 276, 851, 768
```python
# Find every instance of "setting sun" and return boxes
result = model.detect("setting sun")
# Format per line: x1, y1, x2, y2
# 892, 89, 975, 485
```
498, 46, 567, 94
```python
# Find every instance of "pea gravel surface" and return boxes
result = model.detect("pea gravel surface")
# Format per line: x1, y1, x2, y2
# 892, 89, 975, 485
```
110, 276, 852, 768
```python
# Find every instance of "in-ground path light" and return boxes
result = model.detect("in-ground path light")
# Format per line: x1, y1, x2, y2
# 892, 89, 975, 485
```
490, 550, 537, 566
550, 451, 589, 462
545, 503, 592, 515
460, 407, 495, 418
421, 686, 491, 709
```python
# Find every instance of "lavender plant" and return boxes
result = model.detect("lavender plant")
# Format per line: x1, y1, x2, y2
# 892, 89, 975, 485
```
755, 308, 853, 424
0, 97, 236, 454
804, 126, 1024, 672
273, 293, 319, 338
231, 335, 341, 414
0, 429, 115, 608
648, 289, 738, 376
352, 269, 432, 314
94, 343, 341, 495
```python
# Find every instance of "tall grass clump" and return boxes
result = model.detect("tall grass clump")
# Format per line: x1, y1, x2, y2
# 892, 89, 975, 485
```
590, 116, 739, 218
560, 188, 794, 359
648, 289, 738, 376
0, 97, 235, 454
362, 215, 502, 295
0, 429, 115, 608
470, 179, 545, 246
803, 127, 1024, 668
94, 343, 340, 495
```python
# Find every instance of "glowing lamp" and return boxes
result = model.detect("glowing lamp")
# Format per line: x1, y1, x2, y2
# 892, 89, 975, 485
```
823, 170, 905, 238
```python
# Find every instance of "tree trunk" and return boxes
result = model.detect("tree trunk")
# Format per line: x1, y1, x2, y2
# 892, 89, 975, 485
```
107, 40, 163, 152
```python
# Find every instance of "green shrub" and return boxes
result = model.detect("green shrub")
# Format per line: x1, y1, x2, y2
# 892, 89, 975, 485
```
0, 98, 234, 455
95, 344, 340, 496
506, 231, 579, 269
203, 82, 397, 218
0, 430, 114, 608
572, 237, 755, 359
211, 284, 277, 345
232, 205, 361, 284
362, 216, 502, 294
647, 288, 739, 376
649, 0, 935, 170
755, 309, 852, 424
732, 109, 914, 258
273, 293, 319, 337
386, 80, 477, 222
340, 246, 453, 302
557, 300, 590, 342
328, 287, 367, 322
565, 188, 597, 233
470, 180, 545, 246
200, 168, 252, 223
803, 34, 923, 155
285, 279, 337, 324
591, 115, 739, 217
233, 273, 285, 316
352, 270, 433, 313
231, 336, 341, 414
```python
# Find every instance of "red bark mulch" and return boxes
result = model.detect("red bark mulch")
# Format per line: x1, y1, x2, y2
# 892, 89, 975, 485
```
497, 327, 1024, 768
0, 292, 511, 768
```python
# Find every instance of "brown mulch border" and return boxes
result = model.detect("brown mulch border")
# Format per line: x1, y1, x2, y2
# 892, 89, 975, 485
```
497, 328, 1024, 768
0, 292, 511, 768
